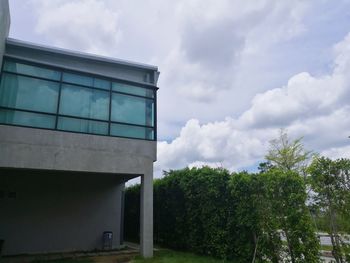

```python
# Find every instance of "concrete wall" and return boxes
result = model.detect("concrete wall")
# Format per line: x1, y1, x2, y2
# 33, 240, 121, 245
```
0, 125, 156, 175
0, 126, 156, 256
0, 0, 10, 67
0, 170, 124, 255
5, 39, 158, 85
0, 16, 157, 256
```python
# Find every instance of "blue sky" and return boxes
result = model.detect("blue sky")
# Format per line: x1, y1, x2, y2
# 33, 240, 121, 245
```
8, 0, 350, 177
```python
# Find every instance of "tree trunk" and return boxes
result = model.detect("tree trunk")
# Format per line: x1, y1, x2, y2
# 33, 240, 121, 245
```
285, 230, 296, 263
268, 231, 280, 263
252, 233, 258, 263
329, 205, 344, 263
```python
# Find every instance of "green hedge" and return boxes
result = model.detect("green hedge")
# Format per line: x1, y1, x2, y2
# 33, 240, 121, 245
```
125, 167, 320, 262
124, 184, 140, 242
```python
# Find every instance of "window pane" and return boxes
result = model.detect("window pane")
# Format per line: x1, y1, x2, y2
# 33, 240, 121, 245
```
62, 72, 93, 87
57, 117, 108, 135
3, 60, 61, 81
112, 82, 154, 98
110, 123, 154, 140
111, 93, 154, 126
59, 84, 109, 120
94, 78, 110, 90
0, 73, 59, 113
0, 109, 55, 129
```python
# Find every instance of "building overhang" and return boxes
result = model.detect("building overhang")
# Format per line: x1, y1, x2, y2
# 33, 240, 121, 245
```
5, 38, 160, 87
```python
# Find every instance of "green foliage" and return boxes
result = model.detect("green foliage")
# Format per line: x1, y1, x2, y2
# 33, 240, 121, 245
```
308, 157, 350, 262
263, 169, 320, 262
229, 170, 320, 263
266, 129, 312, 174
124, 184, 141, 242
311, 209, 350, 233
154, 172, 188, 249
154, 167, 232, 258
229, 171, 282, 262
131, 249, 234, 263
125, 167, 320, 262
257, 161, 274, 173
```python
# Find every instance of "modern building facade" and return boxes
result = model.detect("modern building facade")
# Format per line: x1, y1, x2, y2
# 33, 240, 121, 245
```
0, 0, 158, 257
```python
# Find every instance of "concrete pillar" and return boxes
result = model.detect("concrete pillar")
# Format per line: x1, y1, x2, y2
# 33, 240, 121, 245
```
0, 0, 10, 67
140, 164, 153, 258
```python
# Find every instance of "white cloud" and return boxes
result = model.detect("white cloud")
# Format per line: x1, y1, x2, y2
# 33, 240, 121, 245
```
155, 118, 270, 176
238, 32, 350, 130
321, 145, 350, 160
238, 72, 345, 128
155, 31, 350, 176
10, 0, 350, 177
32, 0, 121, 55
28, 0, 312, 106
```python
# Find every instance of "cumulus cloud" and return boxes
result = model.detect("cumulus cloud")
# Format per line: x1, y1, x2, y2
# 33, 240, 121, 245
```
155, 32, 350, 176
163, 0, 309, 102
10, 0, 350, 177
28, 0, 312, 104
321, 145, 350, 160
238, 32, 350, 129
155, 118, 272, 176
238, 72, 344, 128
32, 0, 121, 55
180, 18, 244, 69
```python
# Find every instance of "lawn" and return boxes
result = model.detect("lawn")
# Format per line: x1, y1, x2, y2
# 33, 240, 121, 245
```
29, 250, 230, 263
24, 247, 339, 263
132, 250, 231, 263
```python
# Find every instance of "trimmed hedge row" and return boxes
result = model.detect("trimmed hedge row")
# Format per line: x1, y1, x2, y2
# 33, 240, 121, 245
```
124, 167, 319, 262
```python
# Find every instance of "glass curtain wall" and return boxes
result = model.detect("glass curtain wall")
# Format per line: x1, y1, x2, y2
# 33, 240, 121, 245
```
0, 58, 156, 140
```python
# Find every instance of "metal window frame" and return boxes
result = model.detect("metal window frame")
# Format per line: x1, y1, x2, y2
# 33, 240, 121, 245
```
0, 57, 158, 141
4, 56, 158, 89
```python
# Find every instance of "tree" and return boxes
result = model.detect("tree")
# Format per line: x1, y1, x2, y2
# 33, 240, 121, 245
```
265, 130, 320, 262
308, 157, 350, 263
264, 169, 320, 263
125, 165, 321, 262
266, 129, 312, 175
230, 169, 320, 263
229, 172, 283, 263
257, 161, 274, 173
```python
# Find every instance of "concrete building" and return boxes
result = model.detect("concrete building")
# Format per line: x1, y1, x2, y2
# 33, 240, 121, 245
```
0, 0, 158, 257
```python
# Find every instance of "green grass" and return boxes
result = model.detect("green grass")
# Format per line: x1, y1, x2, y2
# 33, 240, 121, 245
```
29, 250, 230, 263
320, 244, 333, 251
132, 250, 231, 263
27, 247, 337, 263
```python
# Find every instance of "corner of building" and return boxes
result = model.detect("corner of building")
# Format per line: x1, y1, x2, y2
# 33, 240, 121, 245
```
0, 0, 10, 67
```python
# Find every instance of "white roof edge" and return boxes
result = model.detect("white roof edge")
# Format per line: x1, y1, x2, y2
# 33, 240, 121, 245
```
6, 38, 159, 72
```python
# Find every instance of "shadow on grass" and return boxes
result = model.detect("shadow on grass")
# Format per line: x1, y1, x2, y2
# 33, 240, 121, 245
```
132, 250, 233, 263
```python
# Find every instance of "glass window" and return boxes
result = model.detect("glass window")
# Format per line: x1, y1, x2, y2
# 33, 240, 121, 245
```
110, 123, 154, 140
3, 60, 61, 81
57, 117, 108, 135
0, 59, 157, 140
62, 72, 93, 87
111, 93, 154, 126
112, 82, 154, 98
0, 73, 59, 113
0, 109, 55, 129
59, 84, 109, 120
94, 78, 110, 90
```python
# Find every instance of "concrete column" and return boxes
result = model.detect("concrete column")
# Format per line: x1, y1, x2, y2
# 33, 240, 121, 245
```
140, 164, 153, 258
0, 0, 10, 67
